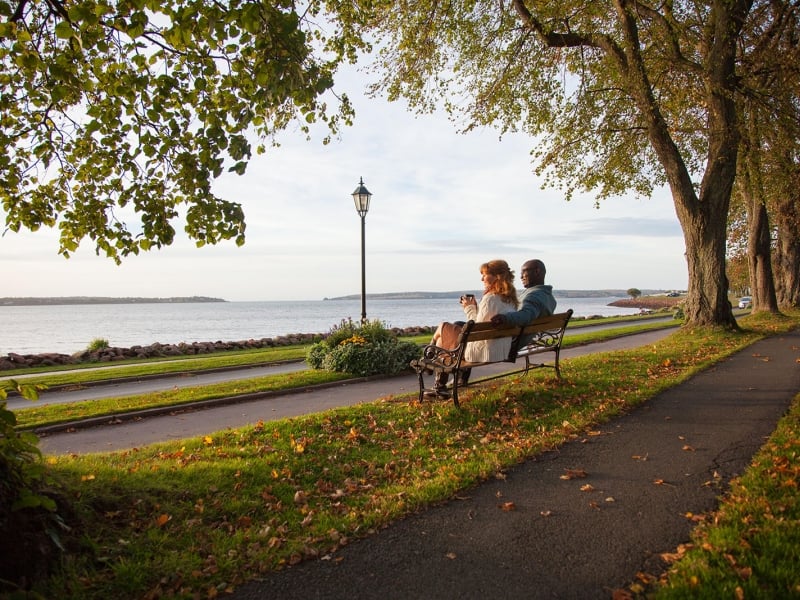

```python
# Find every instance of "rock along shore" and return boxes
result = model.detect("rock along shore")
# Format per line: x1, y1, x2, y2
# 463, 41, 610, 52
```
0, 326, 437, 372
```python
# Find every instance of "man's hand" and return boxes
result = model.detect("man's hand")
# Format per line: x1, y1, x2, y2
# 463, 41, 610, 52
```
490, 314, 507, 326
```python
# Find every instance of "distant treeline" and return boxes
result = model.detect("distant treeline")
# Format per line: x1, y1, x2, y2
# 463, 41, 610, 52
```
324, 290, 672, 301
0, 296, 226, 306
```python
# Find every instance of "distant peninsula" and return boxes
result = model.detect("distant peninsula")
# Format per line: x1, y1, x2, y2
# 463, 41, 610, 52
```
0, 296, 226, 306
323, 289, 672, 300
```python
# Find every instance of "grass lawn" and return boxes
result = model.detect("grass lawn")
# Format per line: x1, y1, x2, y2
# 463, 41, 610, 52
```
3, 310, 797, 599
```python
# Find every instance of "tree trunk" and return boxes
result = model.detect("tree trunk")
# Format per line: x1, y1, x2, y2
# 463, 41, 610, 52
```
610, 0, 741, 329
673, 185, 738, 327
738, 120, 780, 314
746, 200, 780, 313
773, 195, 800, 308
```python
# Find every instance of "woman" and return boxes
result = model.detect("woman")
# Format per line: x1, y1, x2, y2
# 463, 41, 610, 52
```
428, 259, 518, 396
461, 259, 519, 362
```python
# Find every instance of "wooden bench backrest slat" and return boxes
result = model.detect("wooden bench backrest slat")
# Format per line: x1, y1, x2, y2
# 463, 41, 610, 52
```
455, 322, 520, 343
519, 310, 573, 335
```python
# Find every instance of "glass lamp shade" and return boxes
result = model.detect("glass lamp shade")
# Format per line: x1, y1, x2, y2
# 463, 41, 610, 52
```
352, 177, 372, 217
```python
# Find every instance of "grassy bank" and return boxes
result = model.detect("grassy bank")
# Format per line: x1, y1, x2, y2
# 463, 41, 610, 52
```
7, 310, 796, 599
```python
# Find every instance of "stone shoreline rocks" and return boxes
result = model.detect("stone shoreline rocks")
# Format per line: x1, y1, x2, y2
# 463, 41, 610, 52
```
0, 326, 437, 372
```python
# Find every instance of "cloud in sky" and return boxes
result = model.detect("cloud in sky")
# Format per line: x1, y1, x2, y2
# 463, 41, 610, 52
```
0, 76, 688, 302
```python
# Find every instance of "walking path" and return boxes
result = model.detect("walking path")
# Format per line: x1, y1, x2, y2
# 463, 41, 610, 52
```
34, 328, 800, 598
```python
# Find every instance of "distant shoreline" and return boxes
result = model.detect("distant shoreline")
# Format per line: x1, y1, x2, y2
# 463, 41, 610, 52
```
0, 296, 226, 306
324, 289, 677, 301
1, 290, 683, 307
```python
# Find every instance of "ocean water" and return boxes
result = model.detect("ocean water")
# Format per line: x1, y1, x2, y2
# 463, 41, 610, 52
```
0, 296, 638, 355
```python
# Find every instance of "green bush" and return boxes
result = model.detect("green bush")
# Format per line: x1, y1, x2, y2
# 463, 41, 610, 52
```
0, 381, 66, 590
87, 338, 110, 352
306, 319, 421, 377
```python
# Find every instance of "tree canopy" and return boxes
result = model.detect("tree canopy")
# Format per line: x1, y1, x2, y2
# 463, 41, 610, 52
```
345, 0, 799, 326
0, 0, 362, 261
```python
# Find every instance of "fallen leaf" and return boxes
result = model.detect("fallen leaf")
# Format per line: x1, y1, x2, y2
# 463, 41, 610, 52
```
446, 552, 457, 559
540, 510, 552, 517
156, 513, 171, 527
560, 468, 588, 480
499, 501, 516, 511
580, 484, 595, 492
682, 445, 695, 452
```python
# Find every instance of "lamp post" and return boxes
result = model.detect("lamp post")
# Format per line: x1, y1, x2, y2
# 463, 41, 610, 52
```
352, 177, 372, 323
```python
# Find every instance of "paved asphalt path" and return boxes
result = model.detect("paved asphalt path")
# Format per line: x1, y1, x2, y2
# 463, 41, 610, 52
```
31, 327, 800, 598
36, 329, 675, 455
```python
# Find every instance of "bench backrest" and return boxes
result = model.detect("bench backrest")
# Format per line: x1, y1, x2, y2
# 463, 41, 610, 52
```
516, 309, 573, 355
455, 309, 573, 362
519, 309, 573, 339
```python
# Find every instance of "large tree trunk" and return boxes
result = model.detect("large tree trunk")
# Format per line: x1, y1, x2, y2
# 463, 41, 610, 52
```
773, 194, 800, 308
747, 200, 779, 313
739, 121, 780, 314
673, 184, 738, 327
610, 0, 741, 329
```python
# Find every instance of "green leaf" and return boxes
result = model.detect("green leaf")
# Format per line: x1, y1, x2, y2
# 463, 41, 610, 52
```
54, 21, 77, 40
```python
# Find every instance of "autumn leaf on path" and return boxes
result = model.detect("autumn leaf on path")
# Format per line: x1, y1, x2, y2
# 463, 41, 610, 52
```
499, 501, 516, 511
560, 468, 588, 480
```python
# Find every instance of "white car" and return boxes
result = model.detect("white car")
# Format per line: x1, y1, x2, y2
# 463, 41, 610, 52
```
738, 296, 752, 309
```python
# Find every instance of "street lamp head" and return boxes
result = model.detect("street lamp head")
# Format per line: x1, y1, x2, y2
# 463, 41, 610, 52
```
352, 177, 372, 218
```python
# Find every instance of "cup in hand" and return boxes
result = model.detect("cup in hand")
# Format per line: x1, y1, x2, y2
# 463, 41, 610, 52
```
460, 293, 475, 304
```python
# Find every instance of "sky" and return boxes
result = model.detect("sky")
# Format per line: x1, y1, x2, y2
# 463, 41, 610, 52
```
0, 71, 689, 302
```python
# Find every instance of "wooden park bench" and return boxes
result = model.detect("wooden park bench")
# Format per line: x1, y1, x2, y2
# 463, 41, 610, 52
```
410, 309, 573, 407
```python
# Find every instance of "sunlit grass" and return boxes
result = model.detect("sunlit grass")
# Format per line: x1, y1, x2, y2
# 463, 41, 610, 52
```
27, 311, 798, 600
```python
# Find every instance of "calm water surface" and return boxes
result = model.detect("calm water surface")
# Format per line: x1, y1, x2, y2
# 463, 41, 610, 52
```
0, 296, 638, 355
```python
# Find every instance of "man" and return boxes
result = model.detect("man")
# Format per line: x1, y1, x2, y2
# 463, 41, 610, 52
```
490, 259, 556, 327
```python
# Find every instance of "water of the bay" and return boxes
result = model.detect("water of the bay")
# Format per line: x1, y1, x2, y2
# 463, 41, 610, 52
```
0, 296, 639, 355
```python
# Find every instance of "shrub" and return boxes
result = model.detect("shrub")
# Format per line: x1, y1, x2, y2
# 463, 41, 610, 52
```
306, 319, 421, 377
87, 338, 110, 352
0, 381, 67, 590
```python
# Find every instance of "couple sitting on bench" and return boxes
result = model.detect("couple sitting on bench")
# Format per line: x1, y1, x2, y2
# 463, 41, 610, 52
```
425, 258, 557, 399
